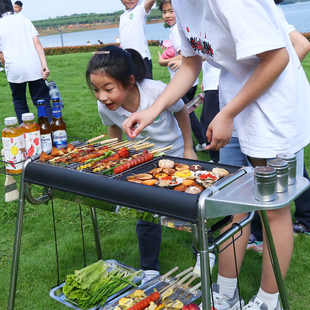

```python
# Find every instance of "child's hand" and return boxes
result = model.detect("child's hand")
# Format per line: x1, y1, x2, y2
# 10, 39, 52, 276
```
183, 148, 198, 160
168, 59, 182, 72
205, 111, 234, 151
158, 52, 166, 66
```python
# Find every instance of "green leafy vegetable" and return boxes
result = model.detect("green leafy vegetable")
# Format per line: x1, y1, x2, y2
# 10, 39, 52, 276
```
63, 260, 140, 310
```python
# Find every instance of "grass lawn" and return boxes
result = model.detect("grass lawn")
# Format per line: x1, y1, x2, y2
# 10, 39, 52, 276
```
0, 47, 310, 309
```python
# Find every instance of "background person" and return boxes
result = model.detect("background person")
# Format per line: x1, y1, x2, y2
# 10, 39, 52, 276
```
0, 0, 52, 124
158, 0, 205, 153
119, 0, 155, 79
13, 1, 22, 14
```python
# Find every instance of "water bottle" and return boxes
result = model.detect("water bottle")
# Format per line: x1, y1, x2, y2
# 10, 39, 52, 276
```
45, 80, 64, 110
186, 93, 205, 114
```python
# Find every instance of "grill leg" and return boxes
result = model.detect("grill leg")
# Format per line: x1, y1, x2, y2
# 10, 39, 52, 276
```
90, 207, 103, 260
259, 210, 290, 310
7, 192, 25, 310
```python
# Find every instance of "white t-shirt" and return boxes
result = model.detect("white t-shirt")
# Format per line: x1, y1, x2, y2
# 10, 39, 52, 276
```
98, 79, 185, 157
119, 4, 151, 59
0, 13, 42, 83
172, 0, 310, 158
168, 24, 199, 87
202, 60, 219, 92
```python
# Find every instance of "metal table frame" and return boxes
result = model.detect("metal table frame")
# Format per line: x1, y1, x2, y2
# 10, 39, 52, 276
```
7, 161, 310, 310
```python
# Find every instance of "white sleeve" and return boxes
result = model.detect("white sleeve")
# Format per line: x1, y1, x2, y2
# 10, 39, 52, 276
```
276, 4, 295, 34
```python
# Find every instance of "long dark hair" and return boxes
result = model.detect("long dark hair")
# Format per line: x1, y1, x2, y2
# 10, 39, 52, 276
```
0, 0, 13, 16
86, 45, 146, 91
274, 0, 284, 4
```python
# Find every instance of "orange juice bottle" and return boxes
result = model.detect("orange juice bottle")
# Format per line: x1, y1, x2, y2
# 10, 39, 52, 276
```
1, 117, 26, 174
20, 113, 42, 158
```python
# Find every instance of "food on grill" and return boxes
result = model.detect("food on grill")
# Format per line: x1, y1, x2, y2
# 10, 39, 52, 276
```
142, 179, 158, 186
113, 152, 154, 175
174, 184, 187, 192
163, 168, 175, 175
158, 159, 175, 169
196, 171, 219, 189
182, 303, 200, 310
156, 176, 182, 187
212, 167, 229, 178
155, 173, 168, 179
185, 186, 202, 194
189, 164, 202, 171
149, 167, 163, 176
126, 174, 153, 181
182, 179, 195, 186
174, 163, 190, 171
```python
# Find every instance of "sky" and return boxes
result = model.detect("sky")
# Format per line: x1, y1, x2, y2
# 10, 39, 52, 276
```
19, 0, 127, 21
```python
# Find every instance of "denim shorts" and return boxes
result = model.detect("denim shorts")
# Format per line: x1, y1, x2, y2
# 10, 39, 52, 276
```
219, 137, 304, 177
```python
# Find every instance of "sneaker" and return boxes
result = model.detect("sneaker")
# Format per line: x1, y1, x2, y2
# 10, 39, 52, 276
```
242, 296, 282, 310
293, 221, 310, 236
196, 143, 207, 152
141, 270, 160, 284
247, 233, 263, 253
193, 253, 216, 276
211, 283, 244, 310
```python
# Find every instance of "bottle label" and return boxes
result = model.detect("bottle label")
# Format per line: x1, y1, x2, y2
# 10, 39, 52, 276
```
52, 104, 62, 119
24, 130, 42, 157
40, 133, 53, 153
2, 135, 26, 171
53, 130, 67, 149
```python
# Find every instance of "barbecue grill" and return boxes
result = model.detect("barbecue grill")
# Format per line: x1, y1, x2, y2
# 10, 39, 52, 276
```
6, 147, 310, 310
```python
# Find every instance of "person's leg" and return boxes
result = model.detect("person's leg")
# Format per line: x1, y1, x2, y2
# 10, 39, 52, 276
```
143, 58, 153, 80
9, 82, 28, 125
200, 90, 220, 162
28, 79, 53, 123
136, 219, 161, 272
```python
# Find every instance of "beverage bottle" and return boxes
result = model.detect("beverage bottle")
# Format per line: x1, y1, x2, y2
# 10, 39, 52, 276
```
50, 96, 67, 149
20, 113, 42, 158
45, 80, 64, 109
2, 117, 26, 174
37, 99, 53, 153
186, 93, 205, 114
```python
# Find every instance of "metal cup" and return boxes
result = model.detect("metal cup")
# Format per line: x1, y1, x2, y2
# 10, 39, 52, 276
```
254, 166, 277, 201
276, 153, 296, 185
267, 159, 289, 193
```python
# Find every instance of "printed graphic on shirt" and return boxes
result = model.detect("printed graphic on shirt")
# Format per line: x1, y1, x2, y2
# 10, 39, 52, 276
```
186, 26, 214, 57
129, 13, 133, 20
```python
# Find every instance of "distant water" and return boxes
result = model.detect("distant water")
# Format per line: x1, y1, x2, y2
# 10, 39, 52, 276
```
39, 2, 310, 48
39, 22, 169, 48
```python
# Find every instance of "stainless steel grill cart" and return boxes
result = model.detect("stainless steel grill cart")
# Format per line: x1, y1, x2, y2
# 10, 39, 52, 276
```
7, 154, 309, 310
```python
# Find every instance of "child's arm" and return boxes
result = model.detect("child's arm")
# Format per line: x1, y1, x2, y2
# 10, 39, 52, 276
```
167, 58, 182, 72
175, 106, 198, 160
205, 47, 289, 151
289, 30, 310, 62
0, 52, 4, 65
144, 0, 156, 13
33, 35, 49, 80
158, 52, 182, 67
123, 54, 202, 139
108, 125, 123, 142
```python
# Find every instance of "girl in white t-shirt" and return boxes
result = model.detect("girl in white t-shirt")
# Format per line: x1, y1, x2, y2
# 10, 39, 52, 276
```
86, 45, 197, 281
123, 1, 310, 309
158, 0, 206, 152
